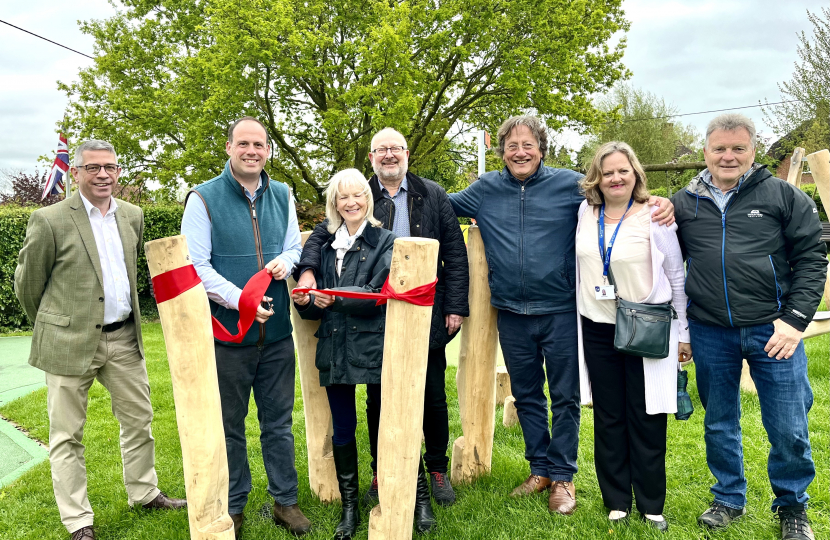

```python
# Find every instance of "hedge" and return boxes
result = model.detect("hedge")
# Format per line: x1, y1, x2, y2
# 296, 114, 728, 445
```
0, 204, 184, 331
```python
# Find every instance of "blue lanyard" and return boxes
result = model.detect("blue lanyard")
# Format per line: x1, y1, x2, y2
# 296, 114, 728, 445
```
598, 199, 634, 282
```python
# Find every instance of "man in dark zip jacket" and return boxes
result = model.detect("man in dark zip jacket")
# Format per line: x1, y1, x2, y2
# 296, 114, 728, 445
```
448, 115, 675, 515
672, 114, 825, 540
295, 128, 469, 507
181, 117, 309, 538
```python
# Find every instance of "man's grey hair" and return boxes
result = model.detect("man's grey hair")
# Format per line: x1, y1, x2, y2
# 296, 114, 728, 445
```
495, 115, 549, 159
370, 127, 407, 150
74, 140, 118, 166
705, 113, 756, 150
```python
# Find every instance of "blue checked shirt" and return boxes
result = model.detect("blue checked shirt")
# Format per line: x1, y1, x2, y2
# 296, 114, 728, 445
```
700, 164, 759, 211
381, 176, 411, 238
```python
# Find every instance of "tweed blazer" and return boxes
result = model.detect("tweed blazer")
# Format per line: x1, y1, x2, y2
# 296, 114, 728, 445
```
14, 192, 145, 376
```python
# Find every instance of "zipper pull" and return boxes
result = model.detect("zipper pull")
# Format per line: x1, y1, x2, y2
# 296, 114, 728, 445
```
721, 213, 725, 227
252, 207, 257, 219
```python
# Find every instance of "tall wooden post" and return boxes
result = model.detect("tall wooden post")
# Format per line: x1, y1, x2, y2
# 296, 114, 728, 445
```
145, 236, 235, 540
786, 148, 806, 187
368, 238, 439, 540
289, 231, 339, 502
450, 225, 498, 484
805, 149, 830, 308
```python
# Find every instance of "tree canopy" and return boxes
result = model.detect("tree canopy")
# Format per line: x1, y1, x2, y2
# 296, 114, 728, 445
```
578, 84, 699, 168
59, 0, 630, 201
764, 7, 829, 155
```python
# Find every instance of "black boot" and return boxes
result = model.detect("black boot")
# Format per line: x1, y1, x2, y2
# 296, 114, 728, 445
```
332, 440, 360, 539
414, 457, 436, 534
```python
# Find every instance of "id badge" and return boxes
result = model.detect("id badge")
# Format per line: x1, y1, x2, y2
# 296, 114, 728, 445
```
594, 285, 615, 300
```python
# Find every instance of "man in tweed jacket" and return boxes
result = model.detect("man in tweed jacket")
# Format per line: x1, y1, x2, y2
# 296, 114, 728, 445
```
14, 140, 185, 540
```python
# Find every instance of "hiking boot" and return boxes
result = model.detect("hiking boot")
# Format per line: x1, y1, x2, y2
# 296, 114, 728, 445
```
429, 472, 456, 506
777, 506, 815, 540
272, 502, 312, 536
698, 502, 746, 529
70, 527, 95, 540
364, 471, 379, 506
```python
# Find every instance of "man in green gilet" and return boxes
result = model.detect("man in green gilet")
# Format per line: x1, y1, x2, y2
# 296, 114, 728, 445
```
181, 117, 307, 537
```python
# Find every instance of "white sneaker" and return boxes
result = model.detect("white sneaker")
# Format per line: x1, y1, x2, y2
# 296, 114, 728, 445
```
609, 510, 628, 521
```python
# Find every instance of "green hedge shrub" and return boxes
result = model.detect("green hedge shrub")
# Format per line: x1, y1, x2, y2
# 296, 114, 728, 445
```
0, 205, 36, 331
0, 203, 184, 331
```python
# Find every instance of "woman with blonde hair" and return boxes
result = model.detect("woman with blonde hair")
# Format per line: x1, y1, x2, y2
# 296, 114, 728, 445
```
292, 168, 437, 538
575, 142, 691, 531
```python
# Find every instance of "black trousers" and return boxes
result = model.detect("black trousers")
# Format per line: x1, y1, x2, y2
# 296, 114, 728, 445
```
581, 317, 667, 515
367, 345, 450, 473
325, 384, 382, 446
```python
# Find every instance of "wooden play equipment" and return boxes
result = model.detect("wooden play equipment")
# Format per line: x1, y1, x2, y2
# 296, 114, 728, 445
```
145, 236, 235, 540
495, 366, 512, 405
368, 238, 439, 540
450, 226, 499, 485
741, 148, 830, 394
289, 231, 339, 502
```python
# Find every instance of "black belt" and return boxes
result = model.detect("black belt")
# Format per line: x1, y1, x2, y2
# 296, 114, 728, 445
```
102, 313, 133, 332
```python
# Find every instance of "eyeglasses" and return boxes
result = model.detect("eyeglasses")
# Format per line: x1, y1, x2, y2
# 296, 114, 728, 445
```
505, 143, 538, 153
77, 164, 120, 174
371, 146, 406, 155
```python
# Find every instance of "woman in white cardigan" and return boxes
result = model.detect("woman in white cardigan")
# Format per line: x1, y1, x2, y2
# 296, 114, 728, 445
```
575, 141, 691, 532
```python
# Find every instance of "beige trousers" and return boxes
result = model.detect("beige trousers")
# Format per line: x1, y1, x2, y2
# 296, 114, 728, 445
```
46, 320, 160, 533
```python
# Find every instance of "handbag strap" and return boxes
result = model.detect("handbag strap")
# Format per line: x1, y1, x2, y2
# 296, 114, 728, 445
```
597, 217, 677, 319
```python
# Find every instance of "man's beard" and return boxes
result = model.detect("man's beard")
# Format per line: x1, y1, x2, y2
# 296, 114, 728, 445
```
374, 160, 406, 182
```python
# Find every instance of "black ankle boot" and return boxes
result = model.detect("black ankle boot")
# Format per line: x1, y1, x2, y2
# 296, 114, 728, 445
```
332, 440, 360, 539
414, 457, 436, 534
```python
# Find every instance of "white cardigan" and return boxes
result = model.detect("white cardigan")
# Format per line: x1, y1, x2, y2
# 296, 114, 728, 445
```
576, 200, 690, 415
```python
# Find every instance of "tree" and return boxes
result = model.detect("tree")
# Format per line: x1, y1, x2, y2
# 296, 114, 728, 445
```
0, 170, 62, 206
764, 7, 830, 154
59, 0, 630, 202
577, 84, 699, 192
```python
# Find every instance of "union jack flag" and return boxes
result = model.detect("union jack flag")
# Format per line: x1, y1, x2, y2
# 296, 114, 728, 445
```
42, 134, 69, 200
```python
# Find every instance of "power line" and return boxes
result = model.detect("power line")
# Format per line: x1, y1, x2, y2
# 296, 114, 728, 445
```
0, 18, 94, 60
613, 99, 803, 124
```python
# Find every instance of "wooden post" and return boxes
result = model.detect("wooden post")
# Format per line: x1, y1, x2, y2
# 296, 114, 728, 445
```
787, 148, 806, 187
289, 231, 338, 502
495, 366, 512, 405
450, 225, 498, 485
805, 149, 830, 308
503, 397, 519, 427
368, 238, 439, 540
144, 236, 235, 540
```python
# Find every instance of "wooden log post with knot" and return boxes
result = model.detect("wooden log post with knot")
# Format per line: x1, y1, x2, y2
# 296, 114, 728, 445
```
145, 235, 235, 540
450, 225, 499, 485
289, 231, 339, 502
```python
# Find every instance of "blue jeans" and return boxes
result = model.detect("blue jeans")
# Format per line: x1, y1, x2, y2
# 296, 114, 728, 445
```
497, 310, 580, 481
689, 320, 815, 511
215, 336, 299, 514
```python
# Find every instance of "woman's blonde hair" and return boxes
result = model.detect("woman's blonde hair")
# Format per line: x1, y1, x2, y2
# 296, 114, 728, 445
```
324, 169, 382, 233
581, 141, 651, 206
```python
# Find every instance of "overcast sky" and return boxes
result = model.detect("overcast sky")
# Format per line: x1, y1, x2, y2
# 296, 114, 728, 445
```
0, 0, 826, 174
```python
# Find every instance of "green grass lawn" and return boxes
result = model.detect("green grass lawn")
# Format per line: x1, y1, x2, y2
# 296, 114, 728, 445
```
0, 322, 826, 540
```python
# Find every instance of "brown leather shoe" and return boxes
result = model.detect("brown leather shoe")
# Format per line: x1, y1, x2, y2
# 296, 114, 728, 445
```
548, 480, 577, 515
141, 491, 187, 510
510, 474, 552, 497
230, 513, 243, 538
70, 526, 95, 540
272, 502, 312, 536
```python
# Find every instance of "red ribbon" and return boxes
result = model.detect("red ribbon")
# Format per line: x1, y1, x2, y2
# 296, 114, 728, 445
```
152, 265, 437, 343
152, 266, 273, 343
292, 277, 438, 307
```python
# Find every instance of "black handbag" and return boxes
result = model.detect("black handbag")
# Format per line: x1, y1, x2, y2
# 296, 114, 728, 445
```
599, 221, 677, 359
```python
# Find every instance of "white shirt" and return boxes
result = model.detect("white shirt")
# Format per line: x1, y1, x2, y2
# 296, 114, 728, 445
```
79, 193, 133, 324
180, 177, 303, 310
